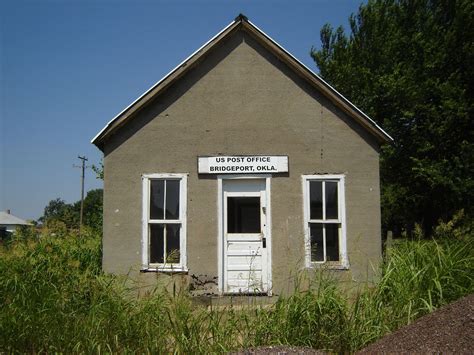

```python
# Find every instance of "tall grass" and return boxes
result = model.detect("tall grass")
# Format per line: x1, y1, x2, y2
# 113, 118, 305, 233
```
249, 275, 350, 351
1, 223, 472, 352
346, 236, 474, 349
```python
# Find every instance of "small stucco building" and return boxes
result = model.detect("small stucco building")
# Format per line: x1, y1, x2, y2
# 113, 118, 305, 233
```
92, 15, 392, 296
0, 210, 31, 239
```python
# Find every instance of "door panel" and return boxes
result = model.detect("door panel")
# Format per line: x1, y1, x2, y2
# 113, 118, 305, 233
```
226, 257, 263, 270
223, 178, 268, 294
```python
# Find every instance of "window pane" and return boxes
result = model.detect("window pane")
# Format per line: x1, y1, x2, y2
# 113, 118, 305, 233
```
150, 180, 164, 219
310, 223, 324, 262
326, 224, 340, 261
310, 181, 323, 219
325, 181, 338, 219
165, 180, 180, 220
150, 224, 164, 263
165, 224, 180, 263
227, 197, 261, 233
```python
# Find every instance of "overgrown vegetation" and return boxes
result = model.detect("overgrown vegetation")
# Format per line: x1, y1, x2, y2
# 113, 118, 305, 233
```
1, 219, 472, 353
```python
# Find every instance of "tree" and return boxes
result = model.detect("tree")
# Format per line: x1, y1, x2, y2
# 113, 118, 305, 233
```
40, 189, 103, 233
40, 198, 67, 222
75, 188, 103, 233
40, 198, 78, 229
311, 0, 474, 234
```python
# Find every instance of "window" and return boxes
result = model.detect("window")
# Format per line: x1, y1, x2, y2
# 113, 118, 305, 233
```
302, 175, 348, 268
142, 174, 187, 271
227, 197, 261, 233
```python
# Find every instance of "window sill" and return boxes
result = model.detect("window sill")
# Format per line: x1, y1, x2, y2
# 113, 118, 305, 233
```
140, 267, 188, 274
306, 263, 349, 271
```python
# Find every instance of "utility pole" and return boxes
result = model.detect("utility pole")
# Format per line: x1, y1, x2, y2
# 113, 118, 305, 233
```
74, 155, 88, 235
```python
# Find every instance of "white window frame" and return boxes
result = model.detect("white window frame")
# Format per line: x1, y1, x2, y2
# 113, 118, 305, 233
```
302, 174, 348, 269
141, 173, 187, 272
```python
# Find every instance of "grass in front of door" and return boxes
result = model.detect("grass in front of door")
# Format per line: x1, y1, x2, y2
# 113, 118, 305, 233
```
1, 219, 473, 353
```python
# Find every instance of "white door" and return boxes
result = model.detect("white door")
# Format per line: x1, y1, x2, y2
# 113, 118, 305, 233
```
222, 178, 269, 294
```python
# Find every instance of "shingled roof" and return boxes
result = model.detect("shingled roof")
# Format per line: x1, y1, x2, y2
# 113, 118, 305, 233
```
92, 14, 392, 150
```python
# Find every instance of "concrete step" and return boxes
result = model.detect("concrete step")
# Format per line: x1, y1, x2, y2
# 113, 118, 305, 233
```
192, 293, 279, 309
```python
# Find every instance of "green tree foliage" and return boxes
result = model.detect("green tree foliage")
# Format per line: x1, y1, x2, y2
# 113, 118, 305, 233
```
76, 188, 103, 232
92, 159, 104, 180
311, 0, 474, 234
40, 189, 103, 233
39, 198, 79, 229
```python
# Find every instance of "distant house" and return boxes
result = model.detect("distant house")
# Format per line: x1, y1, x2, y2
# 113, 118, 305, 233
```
92, 15, 392, 296
0, 210, 31, 238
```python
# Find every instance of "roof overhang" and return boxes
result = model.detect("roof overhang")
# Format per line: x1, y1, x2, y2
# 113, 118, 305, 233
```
92, 14, 392, 151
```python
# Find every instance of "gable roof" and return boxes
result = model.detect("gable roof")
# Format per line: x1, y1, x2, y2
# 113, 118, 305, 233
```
0, 211, 31, 226
92, 14, 392, 150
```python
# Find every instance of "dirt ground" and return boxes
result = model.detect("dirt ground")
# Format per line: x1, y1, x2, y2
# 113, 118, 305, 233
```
232, 293, 474, 354
358, 293, 474, 353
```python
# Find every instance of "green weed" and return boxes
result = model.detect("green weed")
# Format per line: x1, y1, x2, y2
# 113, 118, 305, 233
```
0, 222, 472, 352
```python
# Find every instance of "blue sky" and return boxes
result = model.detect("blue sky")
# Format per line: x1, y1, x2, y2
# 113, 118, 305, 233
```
1, 0, 364, 220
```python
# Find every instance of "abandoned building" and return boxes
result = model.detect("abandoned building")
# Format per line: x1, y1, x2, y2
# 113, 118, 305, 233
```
92, 14, 392, 296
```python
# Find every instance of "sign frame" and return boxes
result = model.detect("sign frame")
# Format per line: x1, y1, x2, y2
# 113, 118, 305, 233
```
198, 155, 289, 174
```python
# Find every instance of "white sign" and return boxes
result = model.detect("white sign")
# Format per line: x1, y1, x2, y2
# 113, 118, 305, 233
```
198, 155, 288, 174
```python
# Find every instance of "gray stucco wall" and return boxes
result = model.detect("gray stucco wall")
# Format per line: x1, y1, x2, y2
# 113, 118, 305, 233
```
101, 30, 382, 296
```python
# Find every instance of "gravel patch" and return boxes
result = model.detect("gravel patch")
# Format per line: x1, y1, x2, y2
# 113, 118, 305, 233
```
231, 346, 328, 354
358, 293, 474, 354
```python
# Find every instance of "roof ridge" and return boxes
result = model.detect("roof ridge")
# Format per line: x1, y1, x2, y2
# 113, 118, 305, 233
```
235, 13, 248, 22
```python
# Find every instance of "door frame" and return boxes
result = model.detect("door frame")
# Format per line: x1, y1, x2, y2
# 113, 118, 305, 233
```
217, 174, 272, 295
